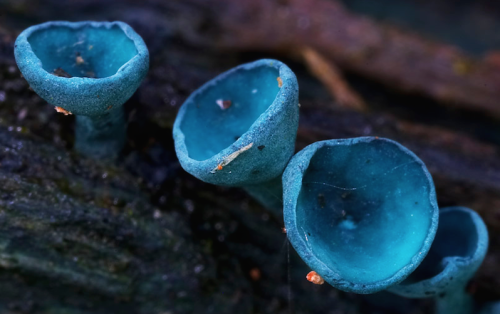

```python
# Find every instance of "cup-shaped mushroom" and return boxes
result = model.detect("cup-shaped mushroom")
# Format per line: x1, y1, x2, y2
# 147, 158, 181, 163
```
14, 21, 149, 158
283, 137, 439, 294
480, 302, 500, 314
389, 206, 489, 314
173, 59, 299, 187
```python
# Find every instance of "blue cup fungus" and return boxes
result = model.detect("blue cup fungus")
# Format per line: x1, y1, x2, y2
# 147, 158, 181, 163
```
173, 59, 299, 212
389, 206, 489, 314
14, 21, 149, 158
283, 137, 439, 294
481, 302, 500, 314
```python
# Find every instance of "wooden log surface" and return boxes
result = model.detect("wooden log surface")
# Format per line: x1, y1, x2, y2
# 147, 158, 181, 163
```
1, 0, 500, 313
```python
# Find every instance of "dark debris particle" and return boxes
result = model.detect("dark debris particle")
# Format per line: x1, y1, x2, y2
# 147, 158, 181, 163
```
257, 145, 265, 151
53, 68, 72, 78
317, 194, 326, 208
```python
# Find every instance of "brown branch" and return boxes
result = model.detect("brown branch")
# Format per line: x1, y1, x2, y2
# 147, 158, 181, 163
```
194, 0, 500, 117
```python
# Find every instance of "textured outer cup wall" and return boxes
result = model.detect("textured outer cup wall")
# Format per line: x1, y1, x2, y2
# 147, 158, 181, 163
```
282, 137, 440, 294
14, 21, 149, 117
389, 206, 489, 298
173, 59, 299, 187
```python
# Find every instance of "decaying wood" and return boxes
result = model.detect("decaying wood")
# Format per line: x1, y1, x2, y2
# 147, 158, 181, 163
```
1, 0, 500, 313
187, 0, 500, 117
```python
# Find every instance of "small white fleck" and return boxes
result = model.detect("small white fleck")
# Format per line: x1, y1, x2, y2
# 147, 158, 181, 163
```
102, 172, 108, 179
252, 89, 258, 94
194, 265, 204, 274
17, 108, 28, 120
185, 199, 195, 213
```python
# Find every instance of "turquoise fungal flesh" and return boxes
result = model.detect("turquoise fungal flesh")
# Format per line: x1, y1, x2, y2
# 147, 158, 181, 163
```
283, 137, 439, 294
174, 59, 299, 187
14, 21, 149, 158
389, 206, 489, 314
173, 59, 299, 211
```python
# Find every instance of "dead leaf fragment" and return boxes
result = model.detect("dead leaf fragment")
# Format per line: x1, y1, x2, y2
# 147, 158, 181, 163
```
55, 106, 72, 115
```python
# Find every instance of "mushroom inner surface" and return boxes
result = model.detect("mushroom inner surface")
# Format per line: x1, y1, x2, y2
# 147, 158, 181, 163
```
28, 24, 138, 78
402, 210, 478, 283
296, 140, 434, 285
180, 65, 280, 161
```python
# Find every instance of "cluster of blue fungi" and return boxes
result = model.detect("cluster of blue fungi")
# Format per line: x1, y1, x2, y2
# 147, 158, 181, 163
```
14, 20, 495, 314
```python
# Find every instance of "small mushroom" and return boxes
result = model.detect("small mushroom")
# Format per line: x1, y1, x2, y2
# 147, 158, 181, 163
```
14, 21, 149, 159
173, 59, 299, 214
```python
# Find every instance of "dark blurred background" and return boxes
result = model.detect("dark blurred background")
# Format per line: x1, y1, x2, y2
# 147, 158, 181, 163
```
0, 0, 500, 313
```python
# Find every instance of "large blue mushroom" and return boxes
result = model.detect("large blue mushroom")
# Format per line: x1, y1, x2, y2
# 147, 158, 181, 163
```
283, 137, 439, 293
14, 21, 149, 158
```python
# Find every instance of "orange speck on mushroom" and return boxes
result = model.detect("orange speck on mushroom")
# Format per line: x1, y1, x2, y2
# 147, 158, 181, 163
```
281, 227, 287, 233
306, 271, 324, 285
107, 105, 113, 110
55, 106, 72, 115
217, 164, 223, 171
277, 77, 283, 88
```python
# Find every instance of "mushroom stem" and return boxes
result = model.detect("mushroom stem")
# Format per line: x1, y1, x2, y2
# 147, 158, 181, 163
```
74, 108, 126, 159
435, 287, 474, 314
242, 176, 283, 218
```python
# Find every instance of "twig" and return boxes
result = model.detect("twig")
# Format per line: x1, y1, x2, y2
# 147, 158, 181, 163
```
301, 47, 367, 111
211, 143, 253, 173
